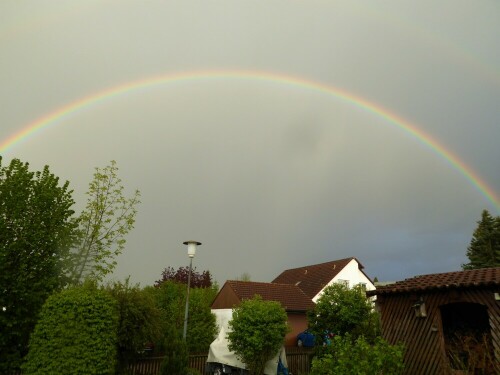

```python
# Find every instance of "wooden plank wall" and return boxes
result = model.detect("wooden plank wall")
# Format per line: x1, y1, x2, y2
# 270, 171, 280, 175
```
377, 288, 499, 375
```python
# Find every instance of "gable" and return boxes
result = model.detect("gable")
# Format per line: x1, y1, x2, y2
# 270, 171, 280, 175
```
211, 281, 241, 309
312, 259, 376, 302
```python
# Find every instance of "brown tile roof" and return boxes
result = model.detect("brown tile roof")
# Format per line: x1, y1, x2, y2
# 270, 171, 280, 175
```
367, 267, 500, 296
271, 257, 360, 299
226, 280, 315, 312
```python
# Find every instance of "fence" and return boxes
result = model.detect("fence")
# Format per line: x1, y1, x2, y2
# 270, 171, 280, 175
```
129, 348, 313, 374
285, 347, 314, 375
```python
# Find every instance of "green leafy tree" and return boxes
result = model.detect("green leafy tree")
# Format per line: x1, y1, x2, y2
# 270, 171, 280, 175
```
145, 280, 218, 353
185, 286, 218, 352
310, 335, 405, 375
227, 295, 289, 375
106, 278, 163, 373
22, 282, 119, 375
159, 325, 189, 375
307, 283, 374, 341
70, 160, 140, 284
462, 209, 500, 270
0, 157, 77, 372
145, 281, 186, 329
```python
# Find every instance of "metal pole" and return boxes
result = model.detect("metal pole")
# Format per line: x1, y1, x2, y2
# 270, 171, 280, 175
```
183, 256, 193, 340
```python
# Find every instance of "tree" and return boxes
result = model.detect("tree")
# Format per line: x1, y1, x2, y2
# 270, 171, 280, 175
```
145, 280, 218, 353
227, 295, 289, 375
0, 158, 78, 372
184, 286, 218, 352
70, 160, 140, 284
462, 210, 500, 270
159, 325, 189, 375
155, 266, 213, 288
22, 282, 118, 375
106, 279, 162, 373
307, 283, 374, 341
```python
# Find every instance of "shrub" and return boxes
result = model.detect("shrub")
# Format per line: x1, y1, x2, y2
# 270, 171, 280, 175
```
159, 324, 189, 375
22, 283, 118, 375
227, 295, 289, 375
144, 280, 218, 353
308, 283, 372, 342
310, 335, 405, 375
106, 279, 162, 373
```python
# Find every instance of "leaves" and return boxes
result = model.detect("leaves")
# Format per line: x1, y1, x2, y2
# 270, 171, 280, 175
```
227, 295, 289, 375
70, 160, 141, 284
0, 158, 77, 372
22, 283, 119, 375
155, 266, 213, 288
462, 210, 500, 270
106, 279, 163, 372
307, 283, 373, 341
145, 280, 218, 353
310, 335, 405, 375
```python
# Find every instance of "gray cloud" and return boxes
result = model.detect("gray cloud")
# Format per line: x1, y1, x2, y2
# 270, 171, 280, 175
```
1, 0, 499, 286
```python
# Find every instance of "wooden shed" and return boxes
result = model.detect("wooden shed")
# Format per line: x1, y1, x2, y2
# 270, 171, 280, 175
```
367, 267, 499, 375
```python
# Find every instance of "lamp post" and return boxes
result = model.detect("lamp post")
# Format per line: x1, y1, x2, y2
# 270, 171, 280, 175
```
182, 240, 201, 341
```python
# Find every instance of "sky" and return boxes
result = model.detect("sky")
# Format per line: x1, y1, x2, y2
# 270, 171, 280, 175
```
1, 0, 499, 287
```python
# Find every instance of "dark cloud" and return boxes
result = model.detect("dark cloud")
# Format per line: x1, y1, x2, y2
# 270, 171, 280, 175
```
0, 1, 498, 286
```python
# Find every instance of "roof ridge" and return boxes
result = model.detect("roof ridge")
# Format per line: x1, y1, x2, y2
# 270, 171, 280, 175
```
409, 266, 500, 280
228, 280, 300, 286
279, 257, 355, 272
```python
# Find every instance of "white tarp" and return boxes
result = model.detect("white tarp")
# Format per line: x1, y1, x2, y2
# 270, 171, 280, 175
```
207, 309, 288, 375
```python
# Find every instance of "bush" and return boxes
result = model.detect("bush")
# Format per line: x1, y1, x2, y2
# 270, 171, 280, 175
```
227, 295, 289, 375
308, 283, 372, 342
106, 279, 162, 373
159, 324, 189, 375
310, 335, 405, 375
144, 280, 218, 354
22, 283, 118, 375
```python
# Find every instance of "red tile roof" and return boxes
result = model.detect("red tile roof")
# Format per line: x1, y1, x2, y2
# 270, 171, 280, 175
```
226, 280, 315, 312
271, 257, 360, 299
367, 267, 500, 296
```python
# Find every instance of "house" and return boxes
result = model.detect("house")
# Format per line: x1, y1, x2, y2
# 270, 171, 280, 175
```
211, 280, 315, 346
367, 267, 500, 375
211, 257, 375, 346
272, 257, 376, 302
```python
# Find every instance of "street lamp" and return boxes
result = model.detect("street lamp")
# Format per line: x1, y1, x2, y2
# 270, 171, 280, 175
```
182, 240, 201, 340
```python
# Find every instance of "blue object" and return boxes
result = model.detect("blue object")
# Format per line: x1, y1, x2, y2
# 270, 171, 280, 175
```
277, 357, 289, 375
296, 330, 315, 347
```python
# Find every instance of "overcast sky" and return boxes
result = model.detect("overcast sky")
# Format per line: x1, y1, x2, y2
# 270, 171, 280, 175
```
1, 1, 499, 287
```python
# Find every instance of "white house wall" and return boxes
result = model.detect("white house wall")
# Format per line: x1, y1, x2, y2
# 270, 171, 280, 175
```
312, 258, 375, 303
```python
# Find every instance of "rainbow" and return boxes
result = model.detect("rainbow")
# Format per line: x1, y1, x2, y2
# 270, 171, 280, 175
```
1, 70, 498, 211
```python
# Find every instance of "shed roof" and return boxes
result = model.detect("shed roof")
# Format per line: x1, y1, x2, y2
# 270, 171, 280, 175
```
271, 257, 363, 299
223, 280, 315, 312
367, 267, 500, 296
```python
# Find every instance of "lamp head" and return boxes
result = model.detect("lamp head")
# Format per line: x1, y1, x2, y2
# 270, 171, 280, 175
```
183, 240, 201, 258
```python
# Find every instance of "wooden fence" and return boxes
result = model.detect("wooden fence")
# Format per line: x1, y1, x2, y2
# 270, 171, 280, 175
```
129, 348, 313, 374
